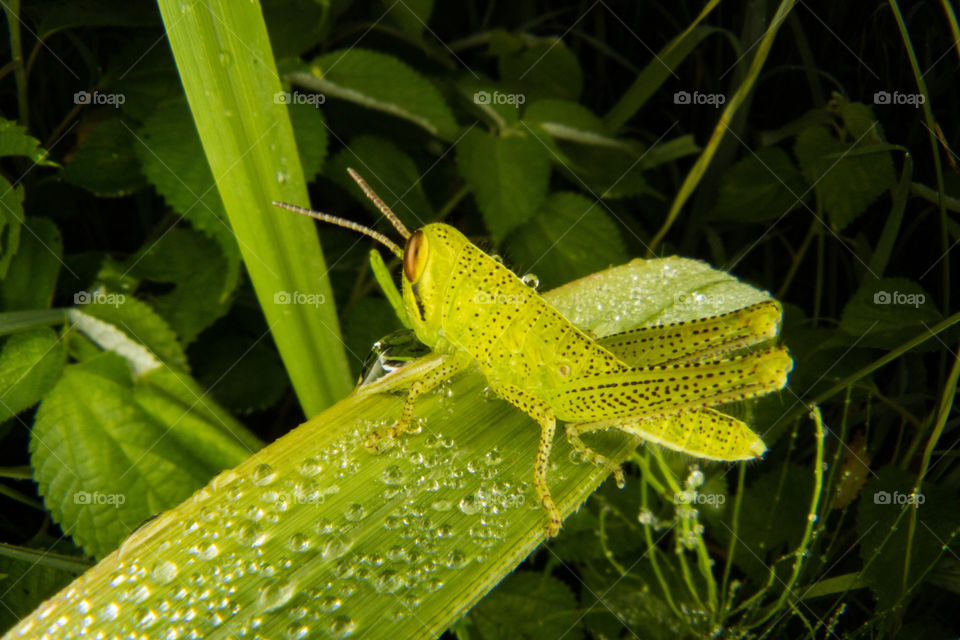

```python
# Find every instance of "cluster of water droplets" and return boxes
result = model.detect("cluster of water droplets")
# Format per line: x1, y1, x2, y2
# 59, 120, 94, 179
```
13, 411, 542, 638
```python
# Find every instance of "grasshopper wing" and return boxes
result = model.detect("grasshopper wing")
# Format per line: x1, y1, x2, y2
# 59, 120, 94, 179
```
549, 346, 792, 422
597, 300, 782, 367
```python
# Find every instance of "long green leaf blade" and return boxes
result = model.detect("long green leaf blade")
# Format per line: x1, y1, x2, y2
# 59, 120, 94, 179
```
156, 0, 352, 415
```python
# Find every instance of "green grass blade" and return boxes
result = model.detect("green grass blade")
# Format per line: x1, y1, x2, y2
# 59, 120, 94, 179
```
155, 0, 352, 415
3, 258, 784, 640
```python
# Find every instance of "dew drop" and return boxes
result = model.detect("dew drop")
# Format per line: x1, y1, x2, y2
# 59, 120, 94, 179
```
151, 560, 179, 584
521, 273, 540, 289
345, 503, 366, 522
374, 569, 406, 594
288, 533, 310, 553
319, 596, 342, 612
257, 579, 297, 613
299, 457, 323, 477
381, 465, 404, 486
251, 463, 276, 486
328, 615, 356, 638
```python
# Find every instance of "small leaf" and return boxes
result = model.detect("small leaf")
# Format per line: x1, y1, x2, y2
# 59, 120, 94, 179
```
124, 227, 233, 345
74, 294, 188, 372
523, 99, 631, 150
710, 147, 807, 222
378, 0, 433, 38
327, 135, 434, 231
63, 116, 147, 197
506, 191, 628, 290
838, 278, 941, 350
31, 354, 214, 558
0, 217, 62, 311
0, 327, 66, 421
297, 49, 459, 139
469, 571, 582, 640
0, 117, 50, 164
456, 129, 551, 241
498, 38, 583, 101
137, 98, 240, 295
794, 120, 896, 230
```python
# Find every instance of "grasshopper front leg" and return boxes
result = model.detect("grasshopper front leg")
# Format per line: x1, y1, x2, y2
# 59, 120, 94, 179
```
490, 383, 563, 537
364, 353, 469, 451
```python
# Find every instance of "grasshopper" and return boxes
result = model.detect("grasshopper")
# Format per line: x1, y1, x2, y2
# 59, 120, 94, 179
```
274, 170, 792, 536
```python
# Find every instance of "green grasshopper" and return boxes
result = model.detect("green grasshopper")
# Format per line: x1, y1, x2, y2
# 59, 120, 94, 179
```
274, 170, 792, 536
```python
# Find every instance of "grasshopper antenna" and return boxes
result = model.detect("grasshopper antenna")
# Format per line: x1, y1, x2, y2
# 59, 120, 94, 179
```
346, 167, 411, 240
271, 201, 404, 259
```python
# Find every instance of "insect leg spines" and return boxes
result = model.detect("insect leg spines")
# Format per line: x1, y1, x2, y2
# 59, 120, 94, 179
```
597, 300, 783, 367
564, 430, 626, 487
568, 407, 767, 461
490, 382, 563, 537
363, 352, 469, 451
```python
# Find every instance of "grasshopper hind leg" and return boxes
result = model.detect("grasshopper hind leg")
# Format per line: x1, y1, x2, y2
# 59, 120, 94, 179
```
491, 383, 563, 537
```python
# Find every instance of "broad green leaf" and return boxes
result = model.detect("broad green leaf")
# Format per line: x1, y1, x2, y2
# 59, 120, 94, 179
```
710, 147, 807, 222
327, 135, 434, 231
0, 177, 24, 279
293, 49, 459, 139
468, 572, 581, 640
0, 117, 51, 164
133, 367, 264, 468
137, 98, 240, 294
30, 355, 214, 559
63, 116, 147, 197
73, 293, 188, 372
505, 191, 628, 291
838, 278, 941, 351
8, 258, 784, 639
556, 143, 651, 200
498, 38, 583, 102
0, 327, 66, 422
124, 227, 233, 345
0, 217, 62, 311
857, 466, 960, 610
456, 129, 551, 241
794, 123, 896, 230
523, 99, 631, 151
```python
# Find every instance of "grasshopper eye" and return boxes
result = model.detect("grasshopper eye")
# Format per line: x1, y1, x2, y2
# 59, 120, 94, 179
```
403, 230, 428, 284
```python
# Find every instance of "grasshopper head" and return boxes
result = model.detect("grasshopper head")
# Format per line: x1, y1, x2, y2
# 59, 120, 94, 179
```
401, 223, 468, 348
